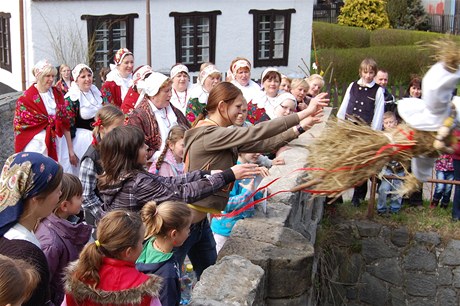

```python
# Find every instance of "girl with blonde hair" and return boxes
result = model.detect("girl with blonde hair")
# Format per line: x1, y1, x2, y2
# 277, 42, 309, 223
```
137, 201, 193, 306
63, 210, 162, 306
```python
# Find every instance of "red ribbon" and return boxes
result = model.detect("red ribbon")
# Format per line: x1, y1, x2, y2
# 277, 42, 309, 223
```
213, 128, 416, 218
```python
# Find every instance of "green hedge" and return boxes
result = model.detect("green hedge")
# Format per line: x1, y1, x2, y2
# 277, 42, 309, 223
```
313, 22, 460, 49
315, 45, 433, 85
313, 22, 370, 49
370, 28, 460, 46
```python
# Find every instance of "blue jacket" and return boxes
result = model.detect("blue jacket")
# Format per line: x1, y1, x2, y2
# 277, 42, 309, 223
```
211, 161, 264, 237
136, 251, 181, 306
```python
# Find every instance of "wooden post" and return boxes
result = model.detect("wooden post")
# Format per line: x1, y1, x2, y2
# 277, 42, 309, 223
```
367, 176, 377, 219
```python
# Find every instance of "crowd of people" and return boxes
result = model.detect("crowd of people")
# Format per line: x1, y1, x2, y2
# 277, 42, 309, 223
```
1, 48, 328, 305
1, 46, 459, 305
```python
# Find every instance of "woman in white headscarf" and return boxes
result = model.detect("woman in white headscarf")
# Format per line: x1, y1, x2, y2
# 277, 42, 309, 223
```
185, 63, 221, 123
169, 63, 191, 114
62, 64, 103, 175
126, 72, 190, 162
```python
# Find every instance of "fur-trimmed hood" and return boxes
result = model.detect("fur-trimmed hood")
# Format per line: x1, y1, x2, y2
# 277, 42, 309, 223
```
64, 259, 163, 305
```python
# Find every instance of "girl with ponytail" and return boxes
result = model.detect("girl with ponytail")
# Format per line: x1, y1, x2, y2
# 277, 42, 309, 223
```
63, 210, 162, 306
136, 201, 192, 306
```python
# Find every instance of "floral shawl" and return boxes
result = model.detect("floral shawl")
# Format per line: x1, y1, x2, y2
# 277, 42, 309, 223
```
13, 85, 69, 161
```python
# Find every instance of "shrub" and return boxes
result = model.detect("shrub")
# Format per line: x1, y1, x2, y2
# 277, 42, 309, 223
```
313, 22, 370, 49
338, 0, 390, 31
400, 0, 430, 31
386, 0, 407, 28
315, 45, 433, 85
370, 29, 457, 46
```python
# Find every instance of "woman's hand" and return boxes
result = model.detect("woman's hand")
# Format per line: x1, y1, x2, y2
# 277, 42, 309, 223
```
69, 151, 79, 166
230, 163, 259, 180
298, 92, 329, 119
298, 108, 324, 131
257, 166, 270, 177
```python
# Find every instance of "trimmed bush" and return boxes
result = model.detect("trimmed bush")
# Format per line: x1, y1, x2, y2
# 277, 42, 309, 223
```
370, 28, 459, 46
313, 22, 370, 49
315, 45, 433, 85
337, 0, 390, 31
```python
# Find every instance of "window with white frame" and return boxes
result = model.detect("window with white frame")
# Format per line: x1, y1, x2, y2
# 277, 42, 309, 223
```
170, 11, 221, 72
249, 9, 295, 67
81, 14, 138, 73
0, 12, 11, 72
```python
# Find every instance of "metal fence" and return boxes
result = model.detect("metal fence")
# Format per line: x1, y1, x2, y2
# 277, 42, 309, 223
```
313, 3, 460, 35
313, 3, 343, 23
428, 14, 460, 34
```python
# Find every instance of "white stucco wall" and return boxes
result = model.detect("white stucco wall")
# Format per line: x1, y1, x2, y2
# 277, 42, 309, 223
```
0, 2, 23, 91
2, 0, 312, 90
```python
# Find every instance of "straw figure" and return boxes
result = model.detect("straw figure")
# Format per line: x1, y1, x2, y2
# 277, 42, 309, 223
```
300, 39, 460, 200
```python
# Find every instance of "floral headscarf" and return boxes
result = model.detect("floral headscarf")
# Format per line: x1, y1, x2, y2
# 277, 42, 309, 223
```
0, 152, 60, 236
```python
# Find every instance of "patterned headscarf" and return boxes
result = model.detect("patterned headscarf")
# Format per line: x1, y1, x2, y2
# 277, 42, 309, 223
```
0, 152, 60, 236
114, 48, 133, 66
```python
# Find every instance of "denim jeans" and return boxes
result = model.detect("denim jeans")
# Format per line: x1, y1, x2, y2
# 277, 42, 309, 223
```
377, 169, 404, 213
433, 170, 454, 205
452, 159, 460, 219
173, 218, 217, 281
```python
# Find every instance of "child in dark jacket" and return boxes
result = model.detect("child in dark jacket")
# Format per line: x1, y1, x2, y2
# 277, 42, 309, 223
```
136, 200, 192, 306
36, 173, 92, 305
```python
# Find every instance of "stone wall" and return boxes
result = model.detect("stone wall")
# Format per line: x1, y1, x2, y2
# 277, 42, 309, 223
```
317, 220, 460, 306
0, 92, 20, 165
191, 112, 330, 305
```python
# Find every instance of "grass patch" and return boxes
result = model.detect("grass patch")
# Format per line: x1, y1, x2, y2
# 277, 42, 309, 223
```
331, 200, 460, 241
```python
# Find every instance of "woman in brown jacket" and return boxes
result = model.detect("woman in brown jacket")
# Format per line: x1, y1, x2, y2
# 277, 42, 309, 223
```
177, 81, 329, 279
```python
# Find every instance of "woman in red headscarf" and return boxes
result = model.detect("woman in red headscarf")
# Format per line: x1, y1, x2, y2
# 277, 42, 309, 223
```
101, 48, 134, 107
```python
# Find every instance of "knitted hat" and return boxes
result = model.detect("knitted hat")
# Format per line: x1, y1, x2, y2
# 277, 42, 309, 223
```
0, 152, 60, 237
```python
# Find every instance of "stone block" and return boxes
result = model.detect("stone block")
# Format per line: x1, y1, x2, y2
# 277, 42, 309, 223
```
338, 253, 364, 284
359, 272, 389, 306
253, 201, 291, 227
287, 196, 323, 241
355, 221, 382, 237
266, 292, 308, 306
436, 288, 458, 306
437, 267, 453, 286
391, 226, 410, 247
368, 258, 403, 286
439, 240, 460, 266
390, 287, 406, 306
414, 232, 441, 247
361, 237, 398, 263
219, 220, 314, 299
192, 255, 265, 306
403, 245, 437, 272
453, 267, 460, 288
407, 297, 436, 306
405, 272, 436, 297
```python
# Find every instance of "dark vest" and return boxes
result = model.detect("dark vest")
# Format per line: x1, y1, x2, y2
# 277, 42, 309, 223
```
346, 82, 380, 125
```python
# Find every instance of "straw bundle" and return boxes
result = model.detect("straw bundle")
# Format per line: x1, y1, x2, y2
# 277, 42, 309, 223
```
303, 119, 438, 197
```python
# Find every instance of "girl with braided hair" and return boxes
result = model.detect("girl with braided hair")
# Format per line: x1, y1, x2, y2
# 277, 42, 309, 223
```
149, 125, 186, 176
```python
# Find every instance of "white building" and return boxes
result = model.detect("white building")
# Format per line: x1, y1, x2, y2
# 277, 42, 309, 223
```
0, 0, 313, 92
